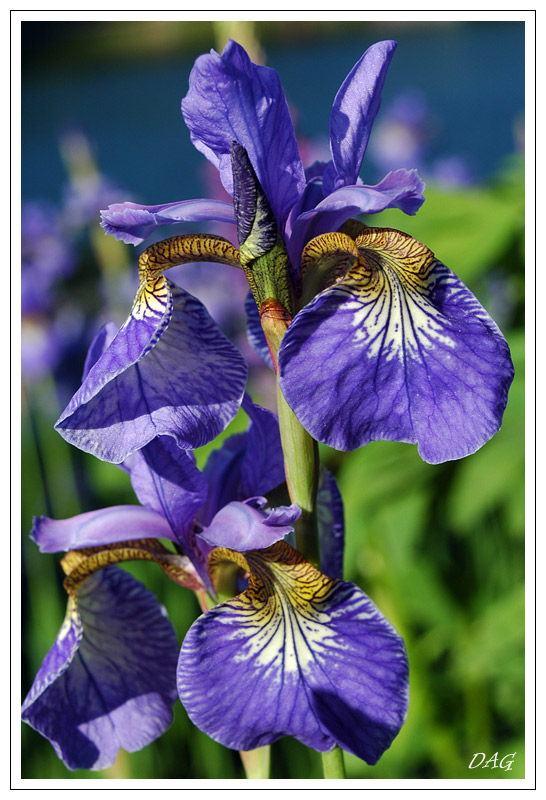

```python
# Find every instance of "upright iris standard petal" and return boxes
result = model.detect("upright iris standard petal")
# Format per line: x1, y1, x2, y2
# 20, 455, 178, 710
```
239, 395, 285, 498
198, 500, 300, 551
22, 566, 179, 771
178, 542, 408, 763
181, 39, 305, 232
199, 396, 285, 525
100, 199, 236, 246
124, 436, 211, 584
324, 40, 397, 193
287, 169, 425, 268
124, 437, 207, 544
55, 279, 247, 463
31, 505, 177, 552
278, 228, 514, 464
199, 433, 248, 527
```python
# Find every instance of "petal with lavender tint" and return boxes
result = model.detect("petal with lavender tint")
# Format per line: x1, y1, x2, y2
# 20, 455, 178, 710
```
178, 542, 408, 762
278, 228, 514, 463
181, 40, 305, 232
31, 505, 177, 552
199, 395, 284, 525
317, 468, 345, 580
239, 395, 285, 498
100, 199, 236, 245
199, 432, 248, 527
198, 501, 300, 551
82, 322, 117, 379
324, 40, 397, 193
124, 437, 211, 584
55, 279, 247, 463
22, 566, 179, 771
124, 437, 207, 544
287, 169, 425, 267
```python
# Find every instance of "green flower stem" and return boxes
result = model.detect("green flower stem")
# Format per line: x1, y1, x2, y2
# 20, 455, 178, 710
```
260, 298, 321, 569
239, 746, 271, 779
321, 746, 347, 779
276, 382, 321, 568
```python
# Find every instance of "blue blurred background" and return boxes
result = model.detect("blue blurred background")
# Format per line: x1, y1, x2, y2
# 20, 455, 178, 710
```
22, 20, 524, 203
21, 20, 525, 781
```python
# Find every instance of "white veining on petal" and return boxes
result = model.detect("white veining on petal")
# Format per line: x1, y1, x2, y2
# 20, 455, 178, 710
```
218, 560, 374, 680
346, 258, 457, 361
177, 542, 409, 757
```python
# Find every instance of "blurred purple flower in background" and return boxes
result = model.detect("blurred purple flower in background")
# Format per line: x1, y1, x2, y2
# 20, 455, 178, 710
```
21, 133, 132, 390
21, 202, 76, 316
367, 89, 475, 188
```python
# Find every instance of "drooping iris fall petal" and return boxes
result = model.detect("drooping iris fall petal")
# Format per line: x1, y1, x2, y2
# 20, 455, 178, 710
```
177, 542, 408, 764
278, 227, 514, 463
55, 279, 247, 463
21, 566, 179, 771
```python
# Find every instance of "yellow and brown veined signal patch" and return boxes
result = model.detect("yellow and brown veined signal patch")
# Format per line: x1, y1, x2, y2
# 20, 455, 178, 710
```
132, 234, 242, 322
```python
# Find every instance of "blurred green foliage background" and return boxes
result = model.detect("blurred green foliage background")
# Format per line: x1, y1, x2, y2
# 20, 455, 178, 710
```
20, 19, 525, 780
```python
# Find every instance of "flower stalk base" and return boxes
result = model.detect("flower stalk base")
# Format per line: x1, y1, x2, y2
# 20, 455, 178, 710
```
321, 746, 346, 779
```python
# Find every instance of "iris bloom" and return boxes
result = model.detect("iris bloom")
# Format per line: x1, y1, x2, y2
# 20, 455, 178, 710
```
23, 330, 408, 769
102, 40, 424, 266
54, 241, 248, 463
98, 39, 513, 465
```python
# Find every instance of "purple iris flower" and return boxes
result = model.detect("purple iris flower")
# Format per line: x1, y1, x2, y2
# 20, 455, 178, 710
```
99, 40, 513, 465
21, 563, 181, 771
276, 227, 514, 464
23, 327, 407, 768
22, 395, 295, 770
54, 239, 248, 463
101, 40, 424, 266
175, 403, 408, 766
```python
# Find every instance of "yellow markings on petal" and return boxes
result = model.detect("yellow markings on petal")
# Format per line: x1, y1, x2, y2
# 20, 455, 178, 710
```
138, 234, 241, 280
57, 596, 80, 643
208, 541, 349, 675
131, 273, 171, 322
300, 232, 359, 307
337, 227, 455, 360
131, 234, 242, 322
61, 539, 204, 597
352, 227, 435, 280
